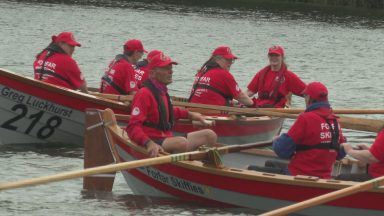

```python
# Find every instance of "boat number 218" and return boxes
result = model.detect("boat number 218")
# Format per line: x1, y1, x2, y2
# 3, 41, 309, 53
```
1, 104, 62, 139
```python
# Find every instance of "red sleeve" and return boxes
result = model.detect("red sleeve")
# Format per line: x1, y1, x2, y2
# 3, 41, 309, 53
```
125, 90, 151, 146
247, 71, 261, 93
123, 65, 139, 93
337, 121, 347, 144
287, 71, 306, 96
287, 114, 307, 144
369, 130, 384, 162
223, 71, 241, 98
173, 107, 189, 120
65, 57, 85, 89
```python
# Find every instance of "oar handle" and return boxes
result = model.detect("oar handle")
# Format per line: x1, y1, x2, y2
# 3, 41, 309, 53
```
0, 141, 271, 191
192, 120, 215, 127
260, 176, 384, 216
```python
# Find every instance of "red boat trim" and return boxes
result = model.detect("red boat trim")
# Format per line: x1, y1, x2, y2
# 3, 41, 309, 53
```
114, 138, 384, 210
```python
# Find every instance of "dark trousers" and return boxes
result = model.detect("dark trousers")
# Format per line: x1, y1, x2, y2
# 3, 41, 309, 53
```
247, 160, 289, 175
335, 173, 373, 182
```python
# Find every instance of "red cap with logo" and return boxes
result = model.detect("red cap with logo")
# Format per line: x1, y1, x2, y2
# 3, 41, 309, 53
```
51, 32, 81, 47
302, 82, 328, 101
124, 39, 147, 53
212, 46, 238, 59
268, 45, 284, 56
148, 53, 178, 69
147, 50, 163, 62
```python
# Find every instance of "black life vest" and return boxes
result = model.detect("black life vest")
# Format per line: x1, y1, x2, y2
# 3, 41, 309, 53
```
188, 63, 233, 106
35, 43, 77, 89
257, 65, 286, 107
136, 59, 148, 69
296, 118, 341, 152
142, 80, 174, 131
100, 54, 129, 95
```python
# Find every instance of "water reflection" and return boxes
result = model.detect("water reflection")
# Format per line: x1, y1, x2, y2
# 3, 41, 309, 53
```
81, 190, 265, 215
0, 143, 83, 158
7, 0, 384, 28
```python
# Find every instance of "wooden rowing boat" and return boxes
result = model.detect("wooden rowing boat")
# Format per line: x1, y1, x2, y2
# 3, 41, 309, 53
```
84, 109, 384, 216
0, 68, 283, 145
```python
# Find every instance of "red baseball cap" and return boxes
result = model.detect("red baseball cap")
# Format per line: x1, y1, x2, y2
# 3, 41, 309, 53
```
302, 82, 328, 101
212, 46, 238, 59
148, 53, 178, 69
268, 45, 284, 56
124, 39, 147, 53
51, 32, 81, 47
147, 50, 163, 62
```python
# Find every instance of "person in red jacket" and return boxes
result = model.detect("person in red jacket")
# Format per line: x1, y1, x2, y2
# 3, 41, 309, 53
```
135, 49, 162, 88
189, 46, 254, 106
336, 130, 384, 181
33, 32, 88, 93
247, 45, 306, 108
247, 82, 346, 179
100, 39, 146, 95
126, 53, 217, 157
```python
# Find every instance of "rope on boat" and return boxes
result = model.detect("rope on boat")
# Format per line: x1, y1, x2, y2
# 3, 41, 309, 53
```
200, 146, 223, 168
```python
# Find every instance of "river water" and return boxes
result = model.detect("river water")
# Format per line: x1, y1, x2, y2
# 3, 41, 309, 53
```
0, 0, 383, 215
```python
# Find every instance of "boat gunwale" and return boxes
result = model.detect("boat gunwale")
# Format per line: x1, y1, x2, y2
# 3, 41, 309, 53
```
0, 68, 128, 110
106, 123, 384, 193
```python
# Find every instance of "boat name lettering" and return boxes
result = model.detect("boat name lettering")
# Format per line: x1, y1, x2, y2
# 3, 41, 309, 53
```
145, 167, 205, 195
1, 104, 62, 139
26, 96, 73, 118
0, 86, 73, 118
1, 86, 25, 103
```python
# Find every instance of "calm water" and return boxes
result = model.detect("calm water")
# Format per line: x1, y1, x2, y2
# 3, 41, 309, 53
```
0, 0, 383, 215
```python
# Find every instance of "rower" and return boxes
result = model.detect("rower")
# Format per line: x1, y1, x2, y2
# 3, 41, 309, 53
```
33, 31, 88, 93
126, 53, 217, 157
188, 46, 254, 107
247, 82, 347, 179
247, 45, 306, 108
135, 49, 162, 88
100, 39, 146, 95
336, 129, 384, 181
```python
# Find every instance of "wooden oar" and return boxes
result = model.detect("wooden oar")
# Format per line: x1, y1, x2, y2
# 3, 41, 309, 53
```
0, 141, 271, 191
90, 92, 384, 115
90, 93, 384, 132
173, 101, 384, 133
258, 108, 384, 115
112, 114, 214, 127
260, 175, 384, 216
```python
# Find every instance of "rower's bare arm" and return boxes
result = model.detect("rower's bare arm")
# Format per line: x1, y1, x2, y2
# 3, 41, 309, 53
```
343, 143, 379, 164
246, 89, 255, 97
236, 91, 254, 107
79, 82, 89, 94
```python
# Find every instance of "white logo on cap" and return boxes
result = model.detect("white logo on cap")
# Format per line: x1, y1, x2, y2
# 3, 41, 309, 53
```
130, 81, 136, 88
227, 47, 231, 54
132, 107, 140, 116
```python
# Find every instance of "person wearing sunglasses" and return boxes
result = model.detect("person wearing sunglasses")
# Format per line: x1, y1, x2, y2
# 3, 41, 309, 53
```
127, 53, 217, 157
